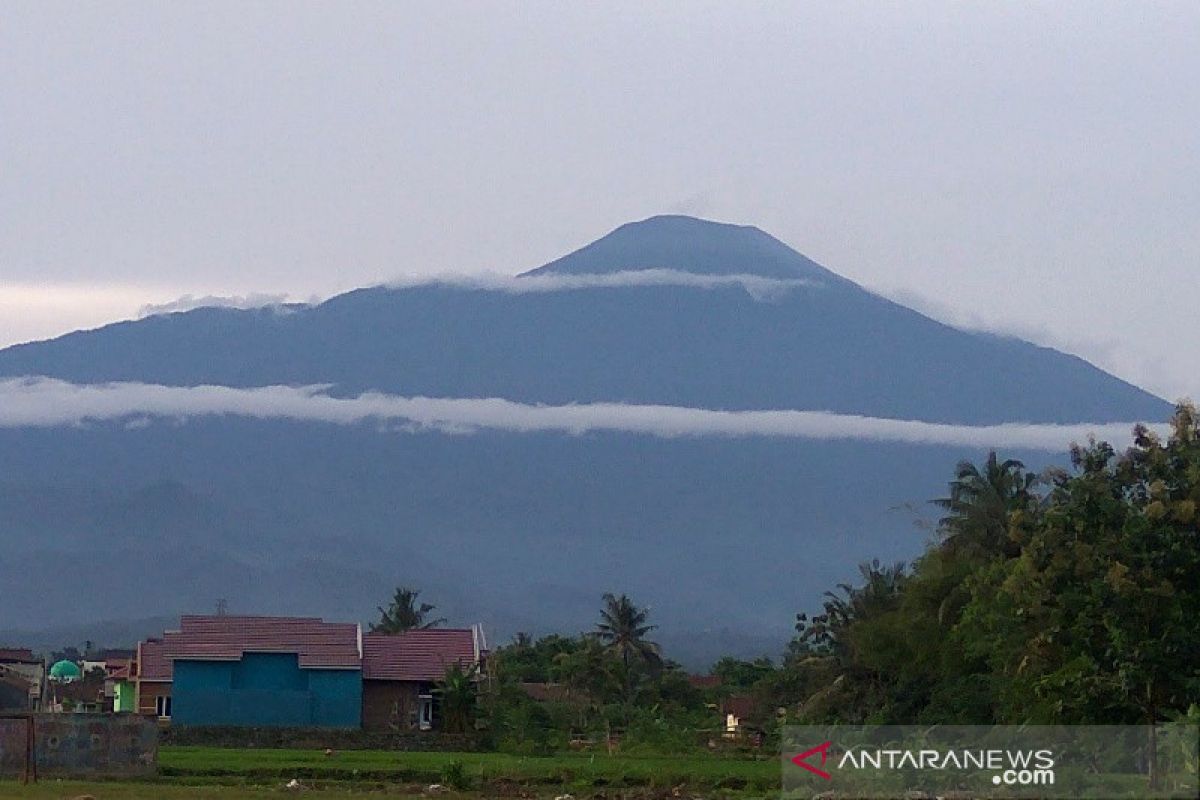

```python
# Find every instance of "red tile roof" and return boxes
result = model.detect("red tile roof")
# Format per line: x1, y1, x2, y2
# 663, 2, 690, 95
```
162, 616, 361, 670
362, 629, 477, 681
0, 648, 38, 663
138, 638, 172, 681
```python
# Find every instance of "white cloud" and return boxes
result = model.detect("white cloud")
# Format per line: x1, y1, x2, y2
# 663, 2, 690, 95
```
133, 271, 820, 324
870, 284, 1192, 404
385, 270, 819, 301
138, 293, 301, 317
0, 377, 1165, 452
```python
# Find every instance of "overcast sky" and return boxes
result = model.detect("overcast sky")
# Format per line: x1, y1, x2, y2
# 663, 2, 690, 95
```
2, 2, 1196, 402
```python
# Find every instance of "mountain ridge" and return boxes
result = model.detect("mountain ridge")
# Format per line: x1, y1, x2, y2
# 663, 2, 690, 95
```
0, 216, 1169, 424
520, 214, 853, 284
0, 216, 1174, 662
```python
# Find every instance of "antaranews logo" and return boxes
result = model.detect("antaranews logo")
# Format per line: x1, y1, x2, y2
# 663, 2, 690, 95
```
782, 725, 1200, 799
789, 739, 1055, 787
790, 740, 833, 780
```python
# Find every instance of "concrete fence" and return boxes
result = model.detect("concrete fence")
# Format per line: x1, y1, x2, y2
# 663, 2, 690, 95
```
0, 714, 157, 778
161, 724, 485, 751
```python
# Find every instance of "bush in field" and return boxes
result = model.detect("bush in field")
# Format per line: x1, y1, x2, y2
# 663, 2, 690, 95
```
441, 758, 471, 790
619, 706, 712, 754
495, 696, 558, 756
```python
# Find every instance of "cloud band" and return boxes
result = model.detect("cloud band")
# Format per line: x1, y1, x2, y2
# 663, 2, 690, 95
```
0, 377, 1164, 452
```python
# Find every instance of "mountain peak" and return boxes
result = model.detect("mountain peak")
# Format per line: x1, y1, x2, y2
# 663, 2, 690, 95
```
521, 215, 846, 282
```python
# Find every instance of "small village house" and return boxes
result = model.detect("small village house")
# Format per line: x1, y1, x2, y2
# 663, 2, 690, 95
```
133, 638, 173, 720
361, 627, 485, 732
0, 648, 44, 711
160, 615, 363, 728
127, 615, 486, 731
105, 658, 134, 713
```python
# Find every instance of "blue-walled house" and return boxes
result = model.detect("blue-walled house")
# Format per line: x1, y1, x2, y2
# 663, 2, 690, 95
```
162, 615, 363, 728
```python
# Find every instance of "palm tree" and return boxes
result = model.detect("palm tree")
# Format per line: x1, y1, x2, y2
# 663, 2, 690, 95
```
594, 593, 662, 706
595, 593, 662, 672
933, 451, 1038, 559
371, 586, 446, 633
794, 559, 908, 719
799, 559, 907, 655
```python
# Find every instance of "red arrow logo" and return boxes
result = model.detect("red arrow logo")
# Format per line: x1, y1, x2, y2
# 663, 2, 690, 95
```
791, 740, 833, 780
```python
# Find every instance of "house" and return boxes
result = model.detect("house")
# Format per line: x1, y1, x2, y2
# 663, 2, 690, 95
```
0, 648, 43, 711
0, 672, 32, 712
105, 659, 134, 713
360, 626, 485, 732
720, 694, 756, 738
48, 671, 108, 713
133, 638, 173, 720
160, 615, 363, 728
130, 615, 488, 731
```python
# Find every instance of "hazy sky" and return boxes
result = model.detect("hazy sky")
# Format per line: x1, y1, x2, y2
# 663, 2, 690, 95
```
2, 2, 1197, 401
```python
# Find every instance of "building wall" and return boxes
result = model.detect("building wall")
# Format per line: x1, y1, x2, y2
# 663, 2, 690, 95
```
0, 676, 30, 711
136, 680, 171, 718
172, 653, 361, 728
0, 714, 157, 778
0, 661, 44, 685
362, 680, 423, 732
114, 679, 135, 713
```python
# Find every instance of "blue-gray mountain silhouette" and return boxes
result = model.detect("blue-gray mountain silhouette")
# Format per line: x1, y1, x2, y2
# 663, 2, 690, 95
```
0, 216, 1171, 663
526, 214, 848, 282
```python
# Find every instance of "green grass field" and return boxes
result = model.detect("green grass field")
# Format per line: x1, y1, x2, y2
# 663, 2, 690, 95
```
0, 746, 781, 799
0, 783, 418, 799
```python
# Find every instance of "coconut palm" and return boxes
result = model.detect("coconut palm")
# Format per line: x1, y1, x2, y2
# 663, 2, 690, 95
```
371, 586, 447, 633
933, 451, 1039, 559
798, 559, 907, 655
595, 592, 662, 673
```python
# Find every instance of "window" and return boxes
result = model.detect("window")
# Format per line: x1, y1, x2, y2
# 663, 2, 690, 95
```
417, 694, 433, 731
156, 695, 172, 719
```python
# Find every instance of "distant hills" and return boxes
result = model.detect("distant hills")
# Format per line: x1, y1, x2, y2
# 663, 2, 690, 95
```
0, 216, 1170, 665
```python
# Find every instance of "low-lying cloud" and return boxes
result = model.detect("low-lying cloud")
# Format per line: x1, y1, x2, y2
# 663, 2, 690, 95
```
0, 378, 1164, 452
386, 269, 820, 301
138, 293, 302, 317
133, 271, 820, 321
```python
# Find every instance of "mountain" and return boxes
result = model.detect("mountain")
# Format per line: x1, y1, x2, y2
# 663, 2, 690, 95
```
525, 214, 847, 282
0, 217, 1165, 425
0, 216, 1171, 664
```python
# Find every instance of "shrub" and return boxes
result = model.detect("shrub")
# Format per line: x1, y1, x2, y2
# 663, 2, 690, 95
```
440, 758, 472, 790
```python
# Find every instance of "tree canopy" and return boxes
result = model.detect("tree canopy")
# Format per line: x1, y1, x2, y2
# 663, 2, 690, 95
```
371, 586, 446, 633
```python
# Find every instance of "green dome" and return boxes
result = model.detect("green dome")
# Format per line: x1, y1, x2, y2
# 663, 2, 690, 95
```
49, 660, 81, 681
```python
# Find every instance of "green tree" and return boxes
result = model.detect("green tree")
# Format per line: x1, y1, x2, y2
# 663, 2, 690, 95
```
934, 451, 1040, 560
797, 559, 907, 657
789, 560, 910, 722
954, 407, 1200, 782
494, 633, 580, 683
712, 656, 775, 691
435, 662, 479, 734
371, 586, 446, 633
552, 635, 621, 725
595, 593, 661, 670
595, 593, 662, 703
